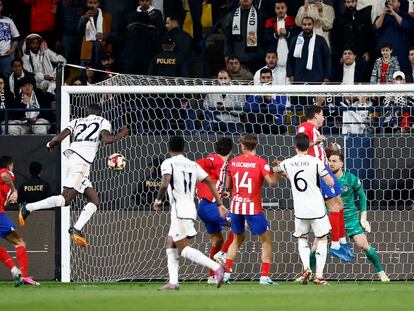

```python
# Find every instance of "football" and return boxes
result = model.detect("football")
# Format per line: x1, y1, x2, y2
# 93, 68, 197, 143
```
108, 153, 126, 171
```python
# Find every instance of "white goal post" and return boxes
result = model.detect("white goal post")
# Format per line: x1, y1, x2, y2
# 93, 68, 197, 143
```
60, 82, 414, 283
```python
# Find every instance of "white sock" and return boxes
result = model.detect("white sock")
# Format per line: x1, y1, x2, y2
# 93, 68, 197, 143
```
315, 240, 328, 278
339, 237, 347, 244
74, 203, 97, 231
166, 248, 179, 285
330, 241, 340, 249
298, 238, 310, 270
26, 195, 65, 212
180, 246, 220, 271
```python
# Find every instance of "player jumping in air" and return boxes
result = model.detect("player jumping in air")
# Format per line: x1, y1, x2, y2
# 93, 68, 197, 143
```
297, 105, 353, 262
329, 153, 390, 282
18, 104, 129, 247
153, 136, 226, 291
196, 137, 235, 284
275, 134, 336, 285
224, 134, 279, 285
0, 156, 39, 286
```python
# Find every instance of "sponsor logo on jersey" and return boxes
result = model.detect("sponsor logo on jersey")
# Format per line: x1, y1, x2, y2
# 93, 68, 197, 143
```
231, 162, 256, 168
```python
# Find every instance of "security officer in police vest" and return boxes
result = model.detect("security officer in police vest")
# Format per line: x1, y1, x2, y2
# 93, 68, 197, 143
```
148, 35, 183, 77
18, 162, 51, 203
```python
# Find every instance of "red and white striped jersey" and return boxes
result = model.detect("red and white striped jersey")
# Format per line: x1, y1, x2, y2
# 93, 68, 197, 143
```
227, 154, 271, 215
196, 153, 227, 202
297, 121, 327, 164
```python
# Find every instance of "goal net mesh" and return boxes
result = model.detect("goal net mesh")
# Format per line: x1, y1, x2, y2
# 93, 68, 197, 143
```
67, 74, 414, 282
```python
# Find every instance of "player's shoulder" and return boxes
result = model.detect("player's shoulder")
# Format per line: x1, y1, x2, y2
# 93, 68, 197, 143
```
298, 121, 313, 131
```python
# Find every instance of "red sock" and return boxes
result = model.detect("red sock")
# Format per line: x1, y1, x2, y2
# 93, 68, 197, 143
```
225, 259, 233, 273
329, 212, 340, 242
16, 246, 28, 277
0, 247, 14, 270
221, 232, 234, 253
339, 209, 346, 239
261, 262, 271, 277
209, 246, 220, 276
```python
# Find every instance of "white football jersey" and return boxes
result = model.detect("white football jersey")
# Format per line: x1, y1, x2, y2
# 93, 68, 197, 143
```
161, 154, 209, 220
277, 154, 328, 219
64, 114, 111, 163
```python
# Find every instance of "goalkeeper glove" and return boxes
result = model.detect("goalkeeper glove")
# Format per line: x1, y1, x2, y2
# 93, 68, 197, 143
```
360, 211, 371, 233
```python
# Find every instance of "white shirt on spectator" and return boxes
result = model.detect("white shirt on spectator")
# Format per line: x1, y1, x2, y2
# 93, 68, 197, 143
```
254, 65, 287, 85
342, 62, 356, 85
0, 17, 19, 56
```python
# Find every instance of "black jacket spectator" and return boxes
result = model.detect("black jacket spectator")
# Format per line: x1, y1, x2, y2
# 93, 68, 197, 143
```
287, 33, 332, 83
332, 5, 374, 65
148, 36, 183, 77
332, 60, 368, 84
122, 6, 164, 74
223, 2, 266, 72
0, 82, 17, 133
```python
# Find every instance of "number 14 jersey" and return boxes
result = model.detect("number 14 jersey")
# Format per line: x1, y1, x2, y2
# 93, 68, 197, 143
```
227, 154, 271, 215
277, 154, 328, 219
65, 114, 112, 163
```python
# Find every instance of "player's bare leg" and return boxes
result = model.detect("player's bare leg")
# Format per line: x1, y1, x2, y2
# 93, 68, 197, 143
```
213, 223, 233, 265
5, 231, 39, 285
18, 188, 77, 227
353, 234, 389, 282
259, 230, 275, 285
313, 235, 328, 285
68, 187, 99, 247
224, 233, 244, 283
160, 237, 180, 291
207, 232, 224, 284
175, 237, 224, 288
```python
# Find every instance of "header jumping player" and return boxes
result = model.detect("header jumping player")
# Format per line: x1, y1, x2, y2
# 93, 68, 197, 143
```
153, 136, 226, 291
18, 104, 129, 247
224, 134, 279, 285
275, 134, 334, 285
329, 153, 390, 282
297, 105, 353, 262
196, 137, 235, 284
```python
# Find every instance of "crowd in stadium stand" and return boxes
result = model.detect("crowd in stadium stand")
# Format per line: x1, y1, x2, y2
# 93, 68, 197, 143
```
0, 0, 414, 135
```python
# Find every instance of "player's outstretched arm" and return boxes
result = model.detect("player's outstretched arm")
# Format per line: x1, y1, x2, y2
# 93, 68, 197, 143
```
101, 127, 129, 145
153, 174, 171, 211
203, 176, 227, 219
47, 128, 71, 151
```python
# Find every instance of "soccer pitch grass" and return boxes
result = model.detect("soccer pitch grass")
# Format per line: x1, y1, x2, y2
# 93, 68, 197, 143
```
0, 281, 412, 311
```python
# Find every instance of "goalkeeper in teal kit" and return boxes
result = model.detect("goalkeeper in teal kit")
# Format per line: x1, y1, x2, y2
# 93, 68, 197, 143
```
329, 153, 390, 282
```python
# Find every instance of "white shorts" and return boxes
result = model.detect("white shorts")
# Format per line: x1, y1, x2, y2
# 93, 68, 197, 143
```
293, 215, 331, 238
168, 214, 197, 242
63, 151, 92, 194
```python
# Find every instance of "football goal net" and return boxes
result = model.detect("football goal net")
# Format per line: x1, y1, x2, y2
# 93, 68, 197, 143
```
60, 75, 414, 282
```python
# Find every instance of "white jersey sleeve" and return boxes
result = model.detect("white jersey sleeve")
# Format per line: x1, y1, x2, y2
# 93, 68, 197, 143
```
161, 159, 172, 176
317, 159, 329, 177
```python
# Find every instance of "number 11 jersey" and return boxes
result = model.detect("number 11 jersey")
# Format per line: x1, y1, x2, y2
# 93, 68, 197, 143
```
65, 114, 112, 163
227, 154, 271, 215
277, 154, 328, 219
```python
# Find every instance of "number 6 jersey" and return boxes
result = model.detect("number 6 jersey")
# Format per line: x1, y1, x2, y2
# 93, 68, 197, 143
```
277, 154, 328, 219
65, 114, 112, 163
227, 154, 271, 215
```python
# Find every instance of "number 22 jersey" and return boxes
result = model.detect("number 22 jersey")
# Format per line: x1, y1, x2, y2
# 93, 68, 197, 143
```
227, 154, 271, 215
65, 114, 112, 163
